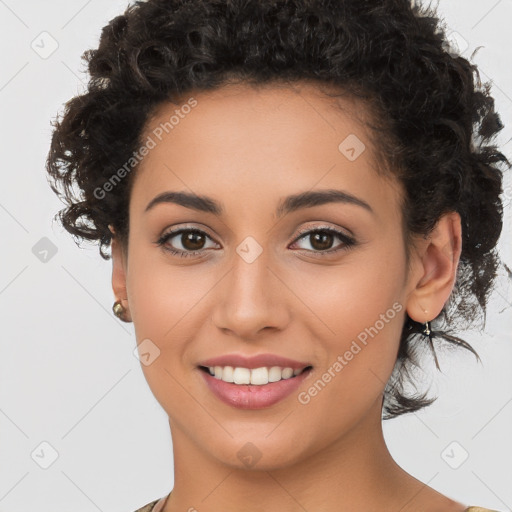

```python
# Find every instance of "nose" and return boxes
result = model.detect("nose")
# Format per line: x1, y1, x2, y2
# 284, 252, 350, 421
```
211, 248, 290, 341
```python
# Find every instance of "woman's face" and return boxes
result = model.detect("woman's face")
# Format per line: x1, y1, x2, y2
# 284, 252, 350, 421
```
112, 82, 438, 469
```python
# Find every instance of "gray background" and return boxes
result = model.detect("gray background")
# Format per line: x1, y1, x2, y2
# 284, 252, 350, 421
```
0, 0, 511, 511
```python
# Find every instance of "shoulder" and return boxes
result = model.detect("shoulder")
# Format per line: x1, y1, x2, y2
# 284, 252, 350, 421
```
130, 499, 501, 512
464, 507, 498, 512
132, 498, 162, 512
465, 507, 502, 512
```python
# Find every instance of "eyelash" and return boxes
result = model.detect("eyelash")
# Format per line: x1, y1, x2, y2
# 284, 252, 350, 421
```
156, 225, 356, 259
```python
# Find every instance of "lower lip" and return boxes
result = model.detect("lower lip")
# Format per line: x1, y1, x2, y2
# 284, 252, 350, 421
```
199, 368, 312, 409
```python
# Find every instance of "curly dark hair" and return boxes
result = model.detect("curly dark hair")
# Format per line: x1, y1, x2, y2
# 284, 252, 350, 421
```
45, 0, 510, 419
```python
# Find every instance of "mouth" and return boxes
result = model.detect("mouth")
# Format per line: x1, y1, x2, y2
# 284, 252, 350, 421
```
198, 364, 313, 385
197, 364, 314, 409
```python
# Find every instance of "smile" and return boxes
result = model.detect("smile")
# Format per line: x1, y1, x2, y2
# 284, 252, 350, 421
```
200, 365, 311, 385
198, 365, 313, 409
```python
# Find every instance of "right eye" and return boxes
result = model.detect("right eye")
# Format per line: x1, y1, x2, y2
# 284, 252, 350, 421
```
156, 228, 219, 258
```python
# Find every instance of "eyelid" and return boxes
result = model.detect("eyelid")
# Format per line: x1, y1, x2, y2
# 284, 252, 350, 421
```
156, 225, 219, 251
157, 223, 218, 243
156, 223, 356, 258
292, 223, 353, 241
289, 224, 356, 253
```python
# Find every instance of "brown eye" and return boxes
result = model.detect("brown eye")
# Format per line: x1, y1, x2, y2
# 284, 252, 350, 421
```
308, 231, 335, 251
291, 227, 356, 256
156, 228, 218, 257
181, 231, 206, 250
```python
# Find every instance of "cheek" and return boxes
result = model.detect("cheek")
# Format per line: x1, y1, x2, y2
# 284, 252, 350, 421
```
292, 237, 406, 343
296, 287, 405, 440
295, 239, 406, 401
124, 252, 202, 414
125, 248, 213, 339
303, 278, 404, 404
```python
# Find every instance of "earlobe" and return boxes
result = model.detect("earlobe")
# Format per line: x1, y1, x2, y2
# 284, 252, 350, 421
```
405, 211, 462, 323
110, 226, 132, 322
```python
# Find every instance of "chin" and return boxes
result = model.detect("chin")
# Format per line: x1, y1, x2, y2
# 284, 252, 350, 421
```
205, 433, 315, 472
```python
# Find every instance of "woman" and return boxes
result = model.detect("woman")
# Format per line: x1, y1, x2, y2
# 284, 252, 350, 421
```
45, 0, 509, 510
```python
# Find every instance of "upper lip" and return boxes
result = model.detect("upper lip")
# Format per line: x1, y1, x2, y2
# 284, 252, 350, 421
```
197, 353, 312, 371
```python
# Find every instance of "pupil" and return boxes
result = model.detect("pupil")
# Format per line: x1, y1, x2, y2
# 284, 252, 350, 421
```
179, 231, 334, 252
183, 231, 204, 250
311, 232, 332, 250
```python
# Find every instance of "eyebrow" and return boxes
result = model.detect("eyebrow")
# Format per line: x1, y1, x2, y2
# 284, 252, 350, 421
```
144, 188, 374, 218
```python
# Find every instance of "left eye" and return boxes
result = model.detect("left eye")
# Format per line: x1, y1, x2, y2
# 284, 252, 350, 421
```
156, 226, 356, 258
290, 227, 356, 255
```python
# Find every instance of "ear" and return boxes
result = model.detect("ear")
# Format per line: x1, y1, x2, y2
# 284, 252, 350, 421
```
405, 211, 462, 323
109, 225, 132, 323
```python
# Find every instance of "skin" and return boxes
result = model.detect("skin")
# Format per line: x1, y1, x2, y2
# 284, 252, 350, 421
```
110, 82, 467, 512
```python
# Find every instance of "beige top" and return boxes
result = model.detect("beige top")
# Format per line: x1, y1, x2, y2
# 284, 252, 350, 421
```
132, 496, 166, 512
133, 494, 502, 512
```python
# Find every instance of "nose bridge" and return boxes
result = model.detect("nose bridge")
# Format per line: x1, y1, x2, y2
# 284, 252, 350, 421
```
229, 240, 273, 314
213, 237, 288, 337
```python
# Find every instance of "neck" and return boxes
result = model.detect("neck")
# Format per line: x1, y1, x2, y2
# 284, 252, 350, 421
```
162, 397, 430, 512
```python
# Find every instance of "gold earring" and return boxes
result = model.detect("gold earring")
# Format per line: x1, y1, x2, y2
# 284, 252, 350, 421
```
112, 300, 129, 322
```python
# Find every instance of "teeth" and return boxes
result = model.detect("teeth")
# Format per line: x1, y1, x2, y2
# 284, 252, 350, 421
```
268, 366, 282, 383
233, 367, 251, 384
207, 365, 306, 385
222, 365, 234, 382
250, 367, 268, 385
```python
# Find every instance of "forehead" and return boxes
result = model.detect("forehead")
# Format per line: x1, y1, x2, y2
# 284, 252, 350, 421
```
130, 82, 402, 223
141, 81, 375, 161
